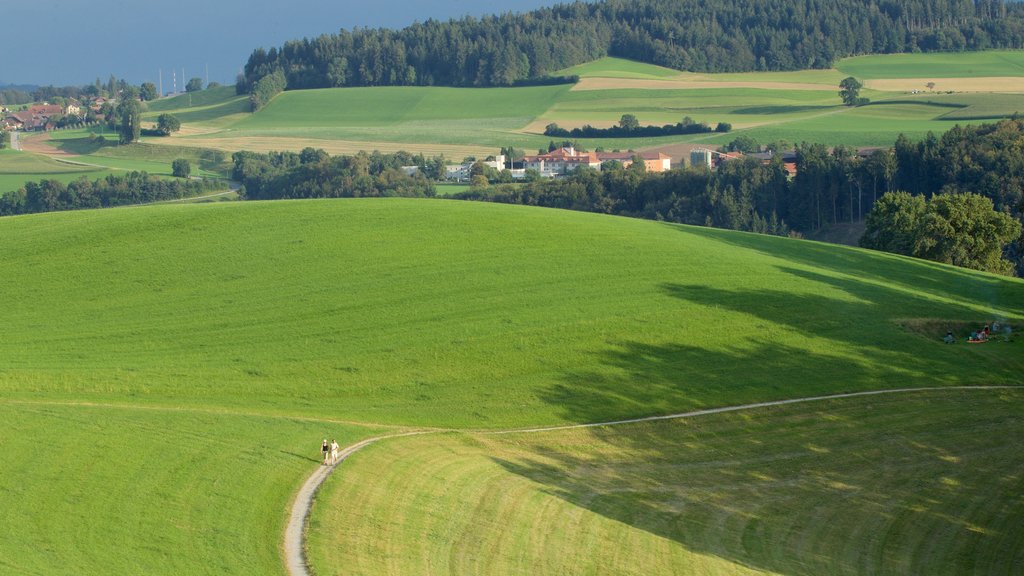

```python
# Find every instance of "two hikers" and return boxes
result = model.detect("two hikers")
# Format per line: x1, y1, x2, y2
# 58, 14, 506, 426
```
321, 438, 341, 466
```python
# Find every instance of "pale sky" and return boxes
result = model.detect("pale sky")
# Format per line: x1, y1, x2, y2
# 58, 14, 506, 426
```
1, 0, 562, 87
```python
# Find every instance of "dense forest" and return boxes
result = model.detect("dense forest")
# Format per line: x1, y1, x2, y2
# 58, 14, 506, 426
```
240, 0, 1024, 91
0, 173, 224, 216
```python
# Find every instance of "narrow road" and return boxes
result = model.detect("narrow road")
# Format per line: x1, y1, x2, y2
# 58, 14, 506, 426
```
9, 130, 20, 151
283, 385, 1020, 576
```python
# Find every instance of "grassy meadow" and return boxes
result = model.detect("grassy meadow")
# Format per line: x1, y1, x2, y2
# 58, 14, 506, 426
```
2, 198, 1022, 574
836, 50, 1024, 79
0, 401, 380, 575
311, 389, 1024, 575
2, 199, 1020, 428
0, 149, 117, 193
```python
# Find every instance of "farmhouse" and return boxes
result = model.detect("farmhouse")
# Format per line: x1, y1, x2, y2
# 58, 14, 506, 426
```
592, 151, 673, 172
2, 111, 38, 131
28, 104, 63, 117
523, 147, 601, 177
522, 147, 674, 178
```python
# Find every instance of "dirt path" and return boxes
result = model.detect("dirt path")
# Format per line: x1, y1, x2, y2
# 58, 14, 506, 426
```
284, 432, 429, 576
284, 385, 1018, 576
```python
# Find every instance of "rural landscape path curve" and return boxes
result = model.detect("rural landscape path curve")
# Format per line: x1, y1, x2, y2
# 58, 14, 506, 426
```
283, 385, 1020, 576
284, 432, 429, 576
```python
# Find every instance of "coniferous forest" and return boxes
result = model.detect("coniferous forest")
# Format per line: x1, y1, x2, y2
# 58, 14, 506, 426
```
240, 0, 1024, 91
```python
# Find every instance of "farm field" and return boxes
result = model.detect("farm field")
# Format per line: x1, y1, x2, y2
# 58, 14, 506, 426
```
0, 149, 117, 193
127, 52, 1024, 160
2, 198, 1022, 574
311, 389, 1024, 575
19, 127, 232, 178
9, 52, 1024, 170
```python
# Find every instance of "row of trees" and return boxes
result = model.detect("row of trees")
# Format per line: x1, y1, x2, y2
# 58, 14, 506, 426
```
0, 172, 223, 217
240, 0, 1024, 91
232, 149, 435, 200
543, 115, 729, 139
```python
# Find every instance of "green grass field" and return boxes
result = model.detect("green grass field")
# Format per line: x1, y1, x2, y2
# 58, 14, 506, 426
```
145, 85, 241, 112
0, 149, 116, 193
311, 389, 1024, 575
2, 200, 1020, 428
3, 198, 1022, 573
0, 401, 380, 575
26, 127, 232, 178
837, 50, 1024, 79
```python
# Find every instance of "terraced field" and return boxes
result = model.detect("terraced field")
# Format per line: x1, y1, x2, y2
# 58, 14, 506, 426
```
1, 198, 1021, 574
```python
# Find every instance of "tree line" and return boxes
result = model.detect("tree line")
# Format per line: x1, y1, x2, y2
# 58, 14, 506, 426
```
543, 115, 729, 139
232, 149, 436, 200
0, 172, 224, 217
456, 119, 1024, 275
240, 0, 1024, 92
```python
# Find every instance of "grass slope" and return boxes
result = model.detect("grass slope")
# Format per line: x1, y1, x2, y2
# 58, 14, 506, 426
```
1, 199, 1020, 428
0, 149, 114, 193
0, 401, 379, 575
837, 50, 1024, 79
311, 389, 1024, 575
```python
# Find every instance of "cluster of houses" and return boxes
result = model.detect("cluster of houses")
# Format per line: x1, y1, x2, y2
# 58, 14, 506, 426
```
691, 148, 799, 178
425, 146, 674, 181
1, 98, 104, 132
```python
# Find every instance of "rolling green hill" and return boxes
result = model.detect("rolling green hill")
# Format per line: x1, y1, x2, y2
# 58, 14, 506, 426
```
2, 199, 1020, 428
3, 198, 1021, 574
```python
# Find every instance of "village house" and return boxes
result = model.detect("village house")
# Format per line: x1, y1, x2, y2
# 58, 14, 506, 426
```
28, 104, 63, 117
523, 147, 602, 177
64, 100, 83, 116
2, 111, 37, 131
524, 147, 673, 178
692, 148, 798, 178
597, 151, 672, 172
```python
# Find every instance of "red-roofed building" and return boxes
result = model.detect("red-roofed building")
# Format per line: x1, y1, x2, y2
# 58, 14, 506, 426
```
28, 104, 63, 117
523, 146, 601, 177
594, 151, 672, 172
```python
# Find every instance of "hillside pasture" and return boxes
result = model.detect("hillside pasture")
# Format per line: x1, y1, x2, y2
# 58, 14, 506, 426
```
0, 400, 380, 575
693, 95, 1020, 148
145, 85, 240, 112
837, 50, 1024, 79
0, 149, 113, 192
25, 128, 232, 177
1, 200, 1020, 429
3, 199, 1023, 575
310, 389, 1024, 575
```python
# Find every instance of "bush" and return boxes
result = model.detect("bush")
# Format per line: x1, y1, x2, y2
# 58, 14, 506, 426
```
172, 159, 191, 178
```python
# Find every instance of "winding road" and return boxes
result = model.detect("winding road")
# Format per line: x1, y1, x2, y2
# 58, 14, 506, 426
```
283, 384, 1020, 576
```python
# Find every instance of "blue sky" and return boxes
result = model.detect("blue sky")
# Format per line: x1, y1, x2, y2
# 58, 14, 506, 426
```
2, 0, 561, 88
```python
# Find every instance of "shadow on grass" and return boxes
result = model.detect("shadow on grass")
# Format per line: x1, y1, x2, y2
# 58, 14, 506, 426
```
493, 233, 1024, 572
280, 450, 320, 464
731, 104, 835, 115
685, 226, 1024, 319
493, 389, 1024, 575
